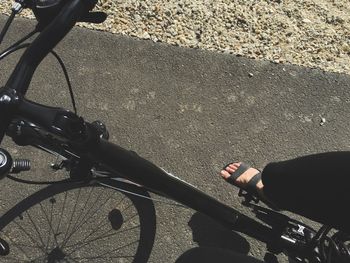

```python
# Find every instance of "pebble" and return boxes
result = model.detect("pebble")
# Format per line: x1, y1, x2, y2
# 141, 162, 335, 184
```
0, 0, 349, 75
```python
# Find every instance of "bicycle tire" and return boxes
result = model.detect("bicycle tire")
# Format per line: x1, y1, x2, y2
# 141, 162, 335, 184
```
0, 178, 156, 263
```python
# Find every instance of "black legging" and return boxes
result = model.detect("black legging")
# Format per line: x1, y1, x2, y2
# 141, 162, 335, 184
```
262, 151, 350, 234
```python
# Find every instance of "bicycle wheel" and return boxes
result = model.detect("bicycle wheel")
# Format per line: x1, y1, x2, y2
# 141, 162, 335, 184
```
0, 178, 156, 263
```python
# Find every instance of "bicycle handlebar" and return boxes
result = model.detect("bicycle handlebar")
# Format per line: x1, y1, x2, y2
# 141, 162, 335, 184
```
0, 0, 92, 148
6, 0, 88, 95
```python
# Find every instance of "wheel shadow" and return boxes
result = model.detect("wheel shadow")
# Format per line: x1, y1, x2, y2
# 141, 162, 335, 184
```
0, 180, 156, 263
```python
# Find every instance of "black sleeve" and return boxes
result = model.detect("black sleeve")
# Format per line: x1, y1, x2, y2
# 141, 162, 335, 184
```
261, 151, 350, 234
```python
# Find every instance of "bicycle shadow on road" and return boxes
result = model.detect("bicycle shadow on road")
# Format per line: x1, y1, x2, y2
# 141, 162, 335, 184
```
176, 212, 261, 263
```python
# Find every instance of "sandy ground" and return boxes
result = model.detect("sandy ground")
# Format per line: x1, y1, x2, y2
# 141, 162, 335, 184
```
0, 0, 349, 75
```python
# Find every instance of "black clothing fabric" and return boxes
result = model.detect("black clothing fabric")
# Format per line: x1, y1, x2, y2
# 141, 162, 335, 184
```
261, 151, 350, 234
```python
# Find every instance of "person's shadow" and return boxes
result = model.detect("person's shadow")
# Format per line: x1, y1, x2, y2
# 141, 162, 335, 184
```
176, 212, 264, 263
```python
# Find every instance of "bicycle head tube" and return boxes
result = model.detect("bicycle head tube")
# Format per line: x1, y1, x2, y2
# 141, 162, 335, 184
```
0, 87, 21, 144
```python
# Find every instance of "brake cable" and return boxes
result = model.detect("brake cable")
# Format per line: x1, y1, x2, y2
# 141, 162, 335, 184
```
50, 50, 77, 114
0, 42, 30, 60
1, 2, 78, 114
0, 1, 22, 45
0, 29, 38, 57
0, 43, 78, 114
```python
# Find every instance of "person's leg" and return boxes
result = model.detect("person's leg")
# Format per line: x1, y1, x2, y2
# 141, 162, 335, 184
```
262, 152, 350, 233
220, 152, 350, 234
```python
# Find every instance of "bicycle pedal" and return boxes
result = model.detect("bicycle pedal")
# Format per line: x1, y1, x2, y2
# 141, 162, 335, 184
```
238, 189, 260, 204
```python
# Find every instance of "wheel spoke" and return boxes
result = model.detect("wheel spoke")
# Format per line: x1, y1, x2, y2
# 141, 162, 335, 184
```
10, 213, 46, 254
61, 188, 123, 248
61, 186, 106, 248
54, 190, 68, 240
65, 195, 131, 251
38, 201, 59, 250
70, 239, 139, 261
24, 209, 47, 250
61, 187, 82, 245
66, 224, 140, 257
0, 180, 155, 262
60, 185, 95, 245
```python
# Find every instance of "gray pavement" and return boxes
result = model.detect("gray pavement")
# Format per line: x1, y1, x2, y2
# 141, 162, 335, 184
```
1, 15, 350, 262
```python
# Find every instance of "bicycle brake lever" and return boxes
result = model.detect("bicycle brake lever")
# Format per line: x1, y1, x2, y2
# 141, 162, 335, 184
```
0, 1, 28, 45
0, 13, 15, 45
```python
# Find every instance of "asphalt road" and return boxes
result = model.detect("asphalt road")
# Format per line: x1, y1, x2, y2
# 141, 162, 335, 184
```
0, 15, 350, 263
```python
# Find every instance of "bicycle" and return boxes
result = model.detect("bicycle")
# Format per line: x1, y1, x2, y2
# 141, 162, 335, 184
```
0, 0, 349, 262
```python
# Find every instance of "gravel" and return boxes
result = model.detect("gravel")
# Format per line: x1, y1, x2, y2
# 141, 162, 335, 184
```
1, 0, 350, 75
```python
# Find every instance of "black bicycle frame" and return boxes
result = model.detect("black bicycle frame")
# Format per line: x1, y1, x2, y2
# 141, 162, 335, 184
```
10, 96, 276, 243
88, 138, 276, 241
4, 90, 282, 254
1, 0, 277, 250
